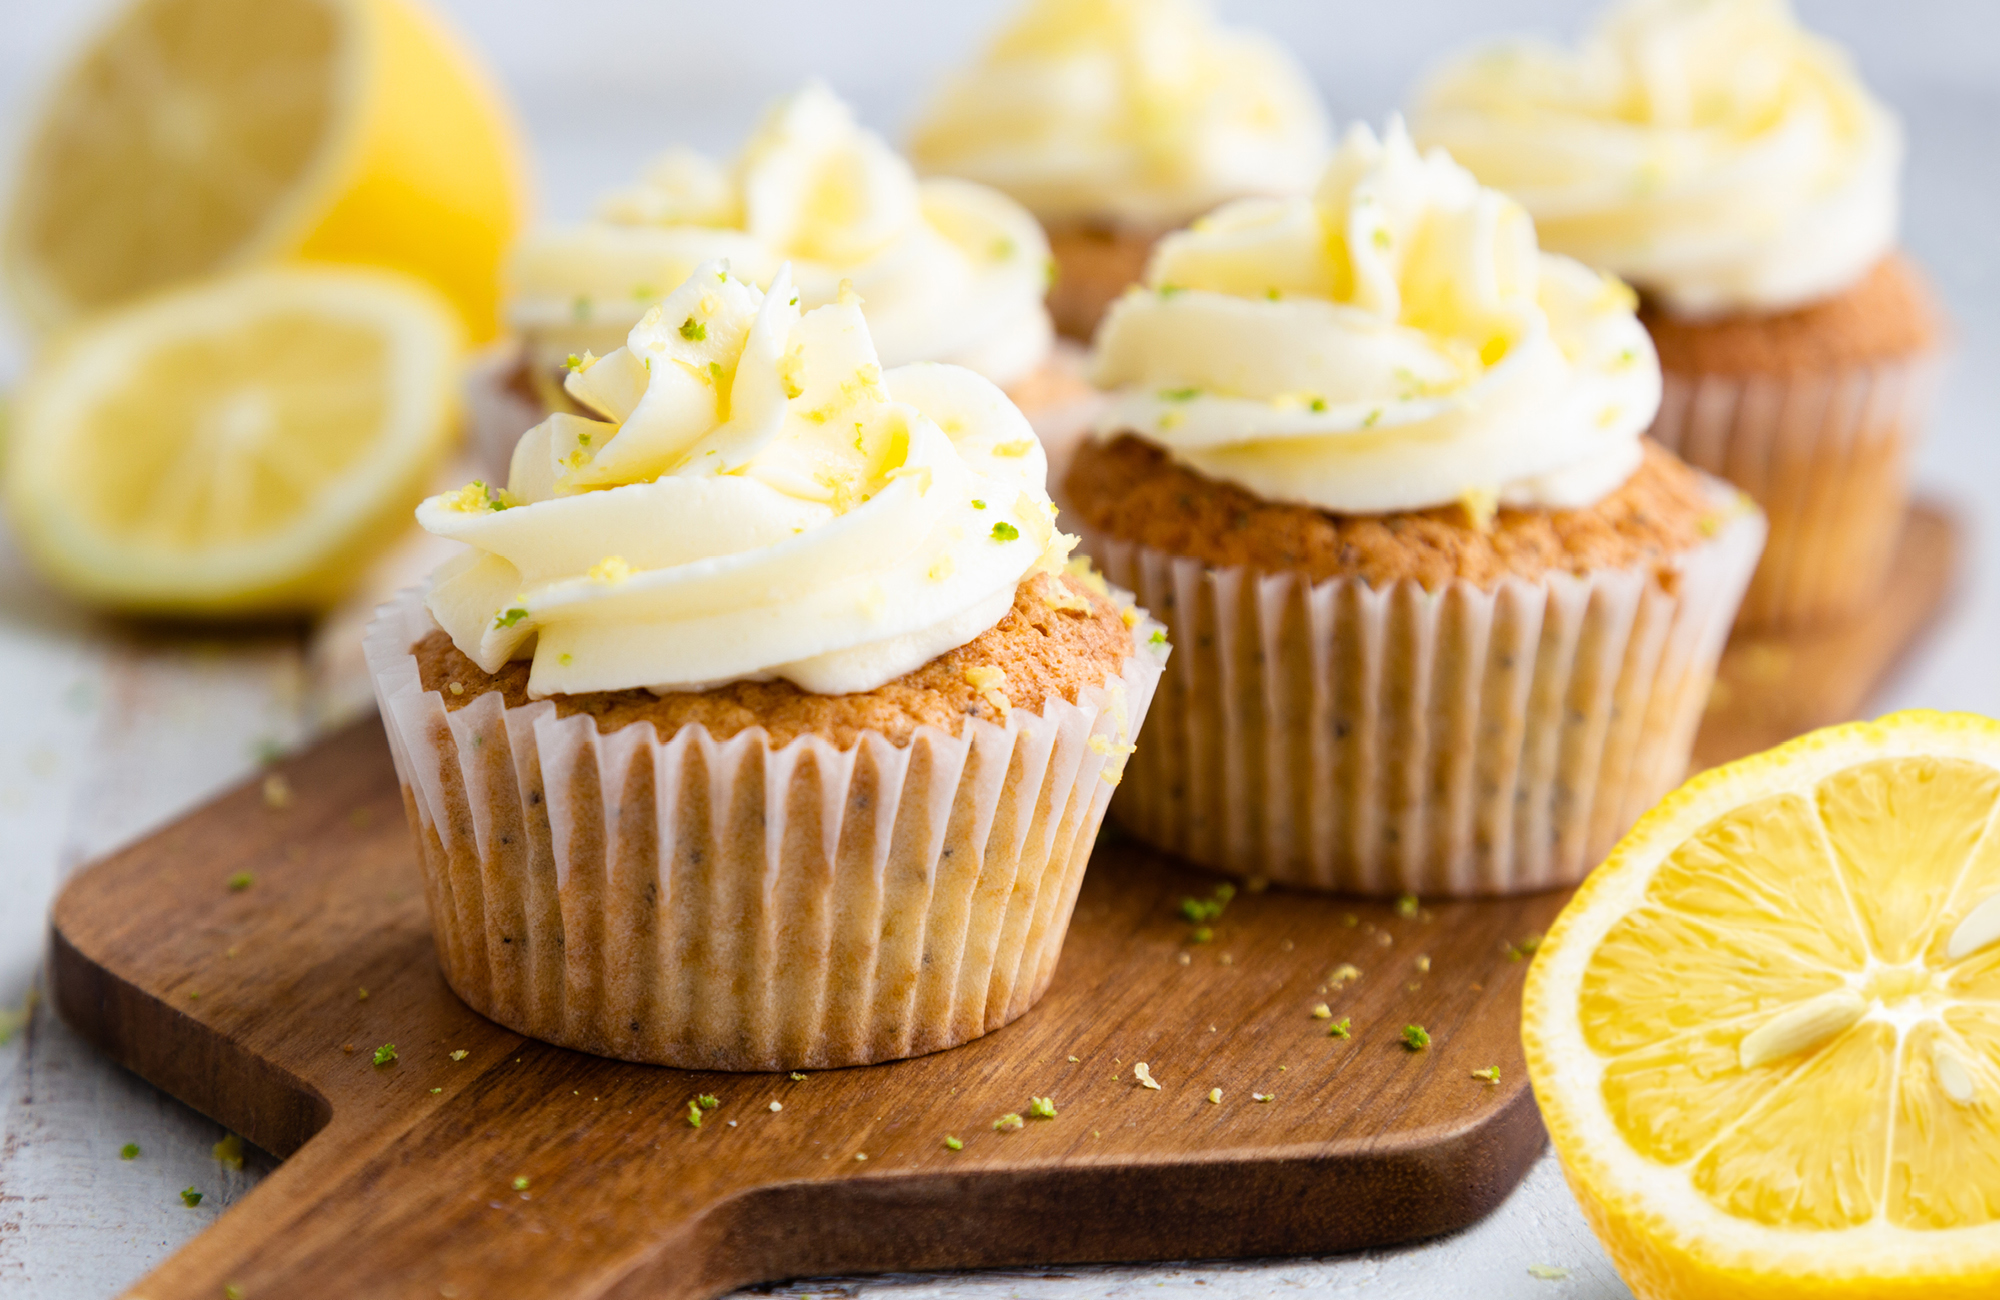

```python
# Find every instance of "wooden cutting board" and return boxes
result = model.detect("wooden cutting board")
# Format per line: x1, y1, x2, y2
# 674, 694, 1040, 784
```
52, 720, 1561, 1300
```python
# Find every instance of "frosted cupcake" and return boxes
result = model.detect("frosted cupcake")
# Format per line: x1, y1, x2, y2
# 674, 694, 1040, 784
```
371, 259, 1166, 1070
1413, 0, 1942, 629
474, 81, 1066, 474
1066, 121, 1764, 897
910, 0, 1330, 340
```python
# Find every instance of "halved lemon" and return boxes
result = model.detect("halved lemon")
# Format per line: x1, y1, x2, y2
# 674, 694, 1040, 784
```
4, 266, 461, 615
3, 0, 522, 340
1526, 711, 2000, 1298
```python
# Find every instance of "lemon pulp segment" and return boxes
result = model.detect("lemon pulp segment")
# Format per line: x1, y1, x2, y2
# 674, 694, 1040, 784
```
66, 312, 388, 547
8, 0, 340, 318
4, 0, 521, 339
5, 267, 460, 615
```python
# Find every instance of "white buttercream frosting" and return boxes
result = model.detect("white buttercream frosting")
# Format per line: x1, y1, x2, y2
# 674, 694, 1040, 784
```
1089, 119, 1661, 515
425, 260, 1067, 699
510, 82, 1054, 388
1412, 0, 1900, 317
909, 0, 1331, 229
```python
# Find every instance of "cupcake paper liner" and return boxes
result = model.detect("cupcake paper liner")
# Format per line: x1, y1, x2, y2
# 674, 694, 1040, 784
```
1648, 353, 1941, 630
365, 585, 1166, 1071
1079, 477, 1764, 897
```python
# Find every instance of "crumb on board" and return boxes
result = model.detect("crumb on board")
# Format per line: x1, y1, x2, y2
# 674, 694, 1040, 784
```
212, 1134, 244, 1170
1133, 1062, 1161, 1090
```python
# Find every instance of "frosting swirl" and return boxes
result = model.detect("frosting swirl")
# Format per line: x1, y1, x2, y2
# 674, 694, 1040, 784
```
510, 82, 1054, 388
424, 260, 1068, 699
1089, 119, 1660, 515
909, 0, 1331, 229
1412, 0, 1900, 317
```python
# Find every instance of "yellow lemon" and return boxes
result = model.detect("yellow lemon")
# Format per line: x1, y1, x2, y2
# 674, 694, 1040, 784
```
3, 0, 523, 341
1525, 710, 2000, 1299
4, 266, 461, 615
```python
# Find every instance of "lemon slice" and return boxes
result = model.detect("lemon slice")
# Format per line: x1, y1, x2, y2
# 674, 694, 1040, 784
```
1526, 711, 2000, 1298
3, 0, 522, 340
4, 266, 461, 615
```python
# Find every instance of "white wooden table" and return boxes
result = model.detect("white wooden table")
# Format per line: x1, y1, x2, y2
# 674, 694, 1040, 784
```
4, 2, 1998, 1296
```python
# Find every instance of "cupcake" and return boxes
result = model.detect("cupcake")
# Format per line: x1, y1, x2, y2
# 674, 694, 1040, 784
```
472, 80, 1068, 476
1066, 120, 1764, 897
910, 0, 1330, 340
1413, 0, 1942, 630
370, 258, 1166, 1070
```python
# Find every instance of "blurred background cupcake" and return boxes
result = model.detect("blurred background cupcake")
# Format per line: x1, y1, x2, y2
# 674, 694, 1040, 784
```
1065, 120, 1764, 896
910, 0, 1331, 340
1413, 0, 1942, 631
373, 259, 1165, 1069
475, 79, 1063, 478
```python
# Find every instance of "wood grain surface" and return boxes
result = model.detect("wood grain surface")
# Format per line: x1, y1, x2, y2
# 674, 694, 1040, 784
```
50, 721, 1562, 1300
1691, 501, 1961, 771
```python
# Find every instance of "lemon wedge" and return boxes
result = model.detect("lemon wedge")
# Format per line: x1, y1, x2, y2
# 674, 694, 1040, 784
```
2, 0, 522, 340
1526, 711, 2000, 1299
4, 266, 461, 615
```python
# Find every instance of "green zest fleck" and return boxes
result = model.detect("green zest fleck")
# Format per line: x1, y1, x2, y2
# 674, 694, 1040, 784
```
632, 283, 657, 301
1395, 894, 1420, 919
971, 498, 986, 509
558, 653, 573, 666
1027, 1096, 1057, 1119
945, 1135, 963, 1151
565, 353, 583, 371
697, 1094, 719, 1110
1148, 629, 1167, 647
990, 522, 1020, 542
708, 361, 725, 383
493, 605, 529, 630
993, 1112, 1024, 1132
1158, 387, 1200, 402
577, 432, 591, 447
679, 315, 706, 342
1266, 287, 1281, 300
180, 1187, 203, 1207
225, 1285, 245, 1300
1472, 1066, 1501, 1084
1158, 283, 1185, 298
1190, 926, 1213, 944
372, 1043, 398, 1067
1505, 932, 1545, 960
120, 1143, 140, 1160
790, 1071, 808, 1082
1402, 1024, 1431, 1052
1362, 408, 1382, 428
1372, 227, 1392, 250
1328, 1017, 1352, 1039
513, 1175, 530, 1190
226, 872, 253, 892
687, 1101, 704, 1128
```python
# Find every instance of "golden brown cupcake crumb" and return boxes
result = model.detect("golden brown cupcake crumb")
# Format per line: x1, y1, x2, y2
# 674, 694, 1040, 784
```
1046, 221, 1164, 341
415, 573, 1135, 748
1641, 254, 1941, 375
1065, 435, 1724, 591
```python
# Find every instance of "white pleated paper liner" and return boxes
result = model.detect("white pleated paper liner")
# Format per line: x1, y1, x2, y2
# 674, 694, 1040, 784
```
1649, 353, 1940, 630
365, 585, 1167, 1071
1080, 476, 1764, 898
